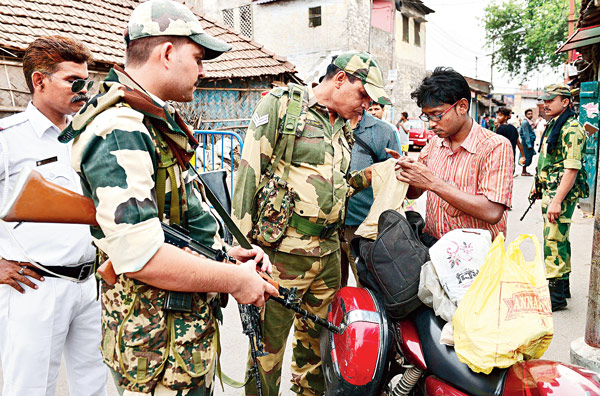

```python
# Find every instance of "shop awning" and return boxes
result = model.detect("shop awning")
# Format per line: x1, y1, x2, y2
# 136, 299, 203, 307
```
556, 25, 600, 53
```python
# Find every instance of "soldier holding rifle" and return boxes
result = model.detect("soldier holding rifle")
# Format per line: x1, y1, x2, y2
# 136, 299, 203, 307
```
57, 1, 278, 394
530, 84, 588, 312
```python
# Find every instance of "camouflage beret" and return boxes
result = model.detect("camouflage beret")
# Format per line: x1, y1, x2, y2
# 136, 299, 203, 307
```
127, 0, 231, 60
538, 83, 572, 100
333, 51, 391, 105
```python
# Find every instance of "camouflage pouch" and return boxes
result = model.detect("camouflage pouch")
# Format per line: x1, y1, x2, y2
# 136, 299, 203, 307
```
101, 277, 218, 393
252, 176, 298, 247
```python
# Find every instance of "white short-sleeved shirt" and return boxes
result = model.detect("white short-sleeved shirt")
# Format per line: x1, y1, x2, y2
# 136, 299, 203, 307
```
0, 102, 95, 266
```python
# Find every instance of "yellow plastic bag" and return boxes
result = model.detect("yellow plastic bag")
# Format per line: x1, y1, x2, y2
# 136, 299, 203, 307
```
453, 233, 553, 374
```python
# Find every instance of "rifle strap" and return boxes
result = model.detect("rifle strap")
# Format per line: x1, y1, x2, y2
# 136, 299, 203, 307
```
190, 166, 253, 250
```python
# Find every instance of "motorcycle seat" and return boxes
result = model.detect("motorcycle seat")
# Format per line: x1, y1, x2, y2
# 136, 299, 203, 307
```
412, 307, 508, 396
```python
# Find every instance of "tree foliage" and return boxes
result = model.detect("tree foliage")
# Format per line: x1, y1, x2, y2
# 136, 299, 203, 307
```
483, 0, 578, 81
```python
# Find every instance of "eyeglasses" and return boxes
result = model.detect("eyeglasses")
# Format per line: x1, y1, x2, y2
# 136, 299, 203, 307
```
69, 78, 94, 93
419, 100, 461, 122
39, 71, 93, 93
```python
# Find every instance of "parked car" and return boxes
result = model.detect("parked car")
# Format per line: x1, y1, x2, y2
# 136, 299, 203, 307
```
405, 118, 435, 148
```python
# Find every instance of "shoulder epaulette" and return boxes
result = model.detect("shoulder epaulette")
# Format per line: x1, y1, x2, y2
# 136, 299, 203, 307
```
269, 86, 287, 98
0, 111, 28, 130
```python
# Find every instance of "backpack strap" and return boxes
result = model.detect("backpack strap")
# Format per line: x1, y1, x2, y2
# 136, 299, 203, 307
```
353, 134, 379, 164
255, 83, 306, 211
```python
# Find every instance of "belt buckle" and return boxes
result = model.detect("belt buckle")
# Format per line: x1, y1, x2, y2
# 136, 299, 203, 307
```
77, 262, 94, 281
319, 223, 338, 239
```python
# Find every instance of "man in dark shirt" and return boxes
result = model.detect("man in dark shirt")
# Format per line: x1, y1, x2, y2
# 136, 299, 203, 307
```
495, 107, 524, 172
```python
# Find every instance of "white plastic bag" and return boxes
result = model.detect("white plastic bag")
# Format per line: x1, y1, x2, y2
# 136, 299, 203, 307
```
429, 228, 492, 305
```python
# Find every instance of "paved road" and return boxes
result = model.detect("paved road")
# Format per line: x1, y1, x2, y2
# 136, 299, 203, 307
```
1, 150, 595, 395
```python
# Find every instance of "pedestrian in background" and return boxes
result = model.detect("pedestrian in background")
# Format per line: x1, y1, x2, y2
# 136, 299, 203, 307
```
0, 35, 107, 396
519, 108, 537, 176
531, 84, 588, 311
233, 51, 390, 396
395, 110, 410, 155
495, 107, 525, 174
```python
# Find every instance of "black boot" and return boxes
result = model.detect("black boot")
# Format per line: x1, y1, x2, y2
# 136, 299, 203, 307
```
548, 278, 567, 311
564, 277, 571, 299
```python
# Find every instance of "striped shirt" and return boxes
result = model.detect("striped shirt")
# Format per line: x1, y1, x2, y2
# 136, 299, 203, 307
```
418, 121, 514, 240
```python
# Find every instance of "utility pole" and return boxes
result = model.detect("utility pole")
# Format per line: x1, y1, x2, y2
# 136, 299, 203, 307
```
489, 38, 495, 117
568, 0, 576, 62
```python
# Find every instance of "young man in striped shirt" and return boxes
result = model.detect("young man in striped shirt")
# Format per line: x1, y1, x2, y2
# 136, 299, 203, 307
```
391, 67, 514, 244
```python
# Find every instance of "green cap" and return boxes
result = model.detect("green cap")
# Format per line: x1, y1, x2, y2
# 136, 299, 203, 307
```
538, 83, 572, 100
333, 51, 391, 105
127, 0, 232, 60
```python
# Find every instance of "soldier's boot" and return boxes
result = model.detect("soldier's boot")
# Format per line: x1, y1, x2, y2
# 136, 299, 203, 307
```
548, 278, 567, 311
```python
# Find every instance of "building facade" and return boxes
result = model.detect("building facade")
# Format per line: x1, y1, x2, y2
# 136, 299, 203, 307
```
201, 0, 434, 122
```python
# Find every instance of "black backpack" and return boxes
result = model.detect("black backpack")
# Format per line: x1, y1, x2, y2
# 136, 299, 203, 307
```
356, 210, 430, 320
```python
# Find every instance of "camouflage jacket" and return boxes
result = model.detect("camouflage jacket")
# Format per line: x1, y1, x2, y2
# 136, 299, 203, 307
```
536, 114, 589, 201
60, 67, 221, 392
233, 85, 369, 257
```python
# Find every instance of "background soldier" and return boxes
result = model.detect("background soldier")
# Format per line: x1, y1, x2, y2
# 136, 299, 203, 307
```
0, 36, 107, 396
531, 84, 588, 311
58, 1, 277, 394
233, 52, 390, 396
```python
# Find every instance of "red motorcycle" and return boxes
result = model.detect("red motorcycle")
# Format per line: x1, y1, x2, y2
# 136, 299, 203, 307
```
321, 286, 600, 396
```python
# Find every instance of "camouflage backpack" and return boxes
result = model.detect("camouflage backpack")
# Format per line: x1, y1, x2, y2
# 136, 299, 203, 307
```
251, 84, 305, 247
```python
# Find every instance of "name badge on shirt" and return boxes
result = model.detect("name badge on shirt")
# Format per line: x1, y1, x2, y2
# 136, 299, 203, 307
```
36, 156, 57, 167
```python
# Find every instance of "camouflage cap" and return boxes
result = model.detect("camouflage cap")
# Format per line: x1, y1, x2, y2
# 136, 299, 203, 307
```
538, 83, 572, 100
333, 51, 391, 105
127, 0, 232, 60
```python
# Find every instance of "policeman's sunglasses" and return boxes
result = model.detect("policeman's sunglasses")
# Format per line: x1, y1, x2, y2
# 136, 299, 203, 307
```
419, 100, 461, 122
69, 78, 94, 93
40, 72, 94, 93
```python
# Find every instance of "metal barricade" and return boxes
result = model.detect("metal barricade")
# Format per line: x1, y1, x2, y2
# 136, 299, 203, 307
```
193, 130, 244, 201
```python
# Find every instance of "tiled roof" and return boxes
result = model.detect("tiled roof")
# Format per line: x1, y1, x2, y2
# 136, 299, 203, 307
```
0, 0, 297, 80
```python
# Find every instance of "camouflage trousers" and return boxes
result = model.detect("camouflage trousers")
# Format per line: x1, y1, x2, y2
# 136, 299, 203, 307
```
110, 368, 214, 396
541, 194, 577, 279
244, 248, 341, 396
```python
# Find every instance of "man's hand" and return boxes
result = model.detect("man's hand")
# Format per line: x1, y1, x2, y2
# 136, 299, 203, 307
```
231, 259, 279, 307
0, 259, 44, 293
396, 160, 438, 191
519, 157, 526, 165
547, 199, 562, 224
229, 244, 272, 273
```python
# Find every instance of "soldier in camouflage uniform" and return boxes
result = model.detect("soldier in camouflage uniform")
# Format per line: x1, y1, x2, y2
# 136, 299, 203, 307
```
233, 52, 391, 396
531, 84, 588, 311
58, 1, 278, 394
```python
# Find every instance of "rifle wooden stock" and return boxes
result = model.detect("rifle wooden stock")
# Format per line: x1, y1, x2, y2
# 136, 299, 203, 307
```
1, 169, 98, 226
1, 169, 281, 292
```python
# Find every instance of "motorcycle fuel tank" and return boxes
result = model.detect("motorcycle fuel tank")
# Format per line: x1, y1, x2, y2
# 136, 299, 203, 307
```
320, 286, 392, 396
503, 359, 600, 396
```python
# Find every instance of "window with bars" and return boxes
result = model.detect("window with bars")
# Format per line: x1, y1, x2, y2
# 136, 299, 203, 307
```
222, 8, 234, 29
402, 14, 409, 43
309, 6, 322, 28
414, 21, 421, 46
240, 5, 253, 38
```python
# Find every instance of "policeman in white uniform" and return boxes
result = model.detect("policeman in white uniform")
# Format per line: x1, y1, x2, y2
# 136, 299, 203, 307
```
0, 36, 107, 396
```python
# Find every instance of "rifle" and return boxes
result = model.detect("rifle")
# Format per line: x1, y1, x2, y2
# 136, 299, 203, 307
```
520, 199, 536, 222
0, 168, 341, 395
521, 175, 541, 222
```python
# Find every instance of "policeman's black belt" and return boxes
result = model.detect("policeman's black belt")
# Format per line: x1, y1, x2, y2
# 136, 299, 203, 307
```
27, 260, 95, 281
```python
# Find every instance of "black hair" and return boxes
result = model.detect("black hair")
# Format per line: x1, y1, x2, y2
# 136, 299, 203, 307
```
497, 107, 511, 117
369, 102, 383, 109
323, 61, 361, 84
525, 108, 533, 115
411, 67, 471, 111
402, 111, 408, 118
